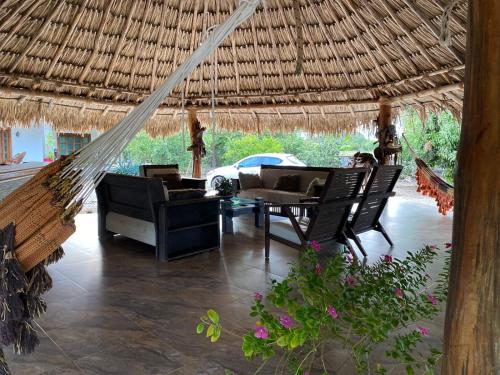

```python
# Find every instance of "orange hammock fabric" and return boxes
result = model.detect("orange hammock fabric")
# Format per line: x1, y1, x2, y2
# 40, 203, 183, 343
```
415, 158, 454, 215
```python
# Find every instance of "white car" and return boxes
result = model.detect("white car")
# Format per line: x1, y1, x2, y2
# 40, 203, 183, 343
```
206, 153, 306, 188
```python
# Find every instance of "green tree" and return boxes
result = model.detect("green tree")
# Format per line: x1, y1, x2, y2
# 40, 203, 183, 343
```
222, 135, 283, 164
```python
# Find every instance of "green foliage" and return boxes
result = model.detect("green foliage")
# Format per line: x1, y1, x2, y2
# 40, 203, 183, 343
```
113, 129, 377, 177
401, 110, 460, 183
222, 135, 283, 165
197, 309, 222, 343
214, 177, 234, 196
199, 244, 451, 374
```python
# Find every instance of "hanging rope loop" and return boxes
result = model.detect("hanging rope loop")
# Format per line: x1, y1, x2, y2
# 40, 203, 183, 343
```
440, 0, 461, 47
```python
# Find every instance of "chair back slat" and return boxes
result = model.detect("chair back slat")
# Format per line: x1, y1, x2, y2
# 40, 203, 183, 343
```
350, 165, 403, 233
306, 168, 367, 241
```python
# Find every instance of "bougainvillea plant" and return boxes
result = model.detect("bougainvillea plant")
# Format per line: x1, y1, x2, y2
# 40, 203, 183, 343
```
198, 243, 451, 374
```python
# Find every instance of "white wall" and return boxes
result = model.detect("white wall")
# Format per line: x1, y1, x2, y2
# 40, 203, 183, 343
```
11, 125, 45, 162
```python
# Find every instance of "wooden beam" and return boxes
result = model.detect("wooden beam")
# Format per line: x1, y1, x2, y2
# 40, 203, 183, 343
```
104, 1, 138, 87
442, 0, 500, 373
150, 0, 168, 92
379, 0, 439, 70
197, 0, 210, 97
188, 108, 202, 178
400, 0, 464, 63
78, 0, 114, 84
128, 0, 152, 91
46, 0, 89, 79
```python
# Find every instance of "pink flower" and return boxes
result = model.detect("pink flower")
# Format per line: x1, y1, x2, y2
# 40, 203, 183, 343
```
345, 254, 353, 264
254, 325, 269, 339
395, 288, 404, 298
254, 292, 263, 301
429, 245, 438, 251
310, 240, 321, 252
383, 255, 393, 263
445, 242, 452, 249
315, 263, 321, 275
327, 305, 338, 319
345, 274, 357, 287
303, 372, 310, 375
417, 326, 429, 336
279, 315, 294, 329
427, 293, 438, 305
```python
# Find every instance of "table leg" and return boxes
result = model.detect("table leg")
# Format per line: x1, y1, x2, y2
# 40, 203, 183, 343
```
255, 197, 264, 228
221, 200, 234, 234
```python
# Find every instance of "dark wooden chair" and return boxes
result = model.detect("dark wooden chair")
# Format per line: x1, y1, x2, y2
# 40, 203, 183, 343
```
264, 168, 367, 260
139, 164, 206, 189
346, 165, 403, 256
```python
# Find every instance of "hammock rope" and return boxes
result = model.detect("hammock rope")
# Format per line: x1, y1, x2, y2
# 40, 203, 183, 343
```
0, 0, 261, 370
402, 134, 454, 215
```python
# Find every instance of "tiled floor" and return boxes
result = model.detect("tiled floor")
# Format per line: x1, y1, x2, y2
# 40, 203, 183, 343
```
5, 196, 453, 374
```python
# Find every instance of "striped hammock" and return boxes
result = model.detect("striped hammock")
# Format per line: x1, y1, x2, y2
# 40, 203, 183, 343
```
403, 135, 454, 215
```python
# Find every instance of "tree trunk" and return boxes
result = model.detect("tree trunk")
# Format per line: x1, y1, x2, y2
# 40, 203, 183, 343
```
188, 109, 202, 178
377, 97, 392, 165
442, 0, 500, 373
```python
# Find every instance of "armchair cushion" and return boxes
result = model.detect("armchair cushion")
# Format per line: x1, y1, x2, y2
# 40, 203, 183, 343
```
272, 174, 301, 192
167, 188, 206, 201
238, 172, 263, 190
152, 172, 183, 190
144, 167, 178, 177
306, 178, 326, 196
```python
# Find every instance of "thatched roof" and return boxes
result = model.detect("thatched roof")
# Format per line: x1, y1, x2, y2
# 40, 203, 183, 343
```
0, 0, 466, 135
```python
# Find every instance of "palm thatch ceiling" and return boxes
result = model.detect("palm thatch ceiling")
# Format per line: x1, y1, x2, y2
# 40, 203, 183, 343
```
0, 0, 466, 135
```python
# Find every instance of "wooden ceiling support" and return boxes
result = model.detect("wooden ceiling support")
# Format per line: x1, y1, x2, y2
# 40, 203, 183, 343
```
442, 0, 500, 373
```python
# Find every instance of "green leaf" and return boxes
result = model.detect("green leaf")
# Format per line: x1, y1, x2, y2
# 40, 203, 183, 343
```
406, 365, 415, 375
207, 309, 220, 324
196, 322, 205, 334
276, 336, 287, 347
211, 327, 221, 342
206, 324, 215, 337
290, 333, 300, 349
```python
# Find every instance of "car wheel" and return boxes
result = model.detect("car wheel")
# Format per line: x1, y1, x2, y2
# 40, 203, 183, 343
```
211, 175, 225, 189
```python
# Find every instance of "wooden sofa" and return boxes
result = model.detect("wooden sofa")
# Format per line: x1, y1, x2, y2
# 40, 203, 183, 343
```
96, 173, 220, 261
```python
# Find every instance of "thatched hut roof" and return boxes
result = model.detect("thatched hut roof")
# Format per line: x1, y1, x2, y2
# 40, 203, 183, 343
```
0, 0, 466, 135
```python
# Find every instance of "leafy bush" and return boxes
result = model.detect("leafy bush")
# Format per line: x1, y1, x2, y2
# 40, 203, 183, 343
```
401, 110, 460, 183
199, 243, 451, 374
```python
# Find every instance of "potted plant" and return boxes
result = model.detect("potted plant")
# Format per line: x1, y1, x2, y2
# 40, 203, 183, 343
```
214, 177, 234, 200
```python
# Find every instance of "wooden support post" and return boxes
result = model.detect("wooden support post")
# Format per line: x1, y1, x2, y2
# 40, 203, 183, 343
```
377, 97, 392, 165
442, 0, 500, 373
188, 109, 202, 178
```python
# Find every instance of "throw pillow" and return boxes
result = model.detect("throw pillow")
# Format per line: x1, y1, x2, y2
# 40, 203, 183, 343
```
239, 172, 263, 190
273, 174, 301, 192
306, 178, 326, 197
168, 189, 206, 201
153, 172, 183, 190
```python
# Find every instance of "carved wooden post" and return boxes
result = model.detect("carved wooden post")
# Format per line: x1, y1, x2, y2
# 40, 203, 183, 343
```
377, 97, 392, 165
442, 0, 500, 373
188, 108, 202, 178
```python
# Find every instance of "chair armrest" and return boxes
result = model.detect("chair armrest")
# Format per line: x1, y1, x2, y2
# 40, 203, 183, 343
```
299, 197, 320, 203
266, 202, 319, 209
181, 177, 206, 189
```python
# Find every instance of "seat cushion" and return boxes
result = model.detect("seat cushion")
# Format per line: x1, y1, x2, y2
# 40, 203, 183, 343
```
152, 172, 183, 189
168, 188, 206, 201
239, 188, 308, 203
272, 174, 301, 192
239, 172, 263, 190
269, 219, 308, 245
145, 167, 178, 177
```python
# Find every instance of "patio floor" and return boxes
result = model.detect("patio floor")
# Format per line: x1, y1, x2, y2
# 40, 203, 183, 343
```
6, 196, 453, 375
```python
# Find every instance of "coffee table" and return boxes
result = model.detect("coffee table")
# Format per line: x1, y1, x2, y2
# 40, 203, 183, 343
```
220, 197, 264, 234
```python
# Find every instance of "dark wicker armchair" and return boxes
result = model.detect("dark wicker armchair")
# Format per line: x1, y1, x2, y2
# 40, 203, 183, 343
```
264, 168, 367, 259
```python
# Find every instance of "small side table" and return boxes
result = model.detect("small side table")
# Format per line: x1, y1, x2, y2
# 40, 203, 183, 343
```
220, 197, 264, 234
